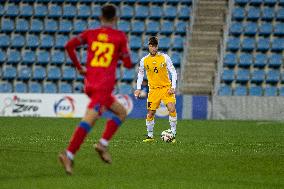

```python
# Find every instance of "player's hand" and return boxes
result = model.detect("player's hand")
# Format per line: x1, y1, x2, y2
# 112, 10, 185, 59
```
168, 88, 175, 95
78, 68, 87, 75
134, 90, 141, 99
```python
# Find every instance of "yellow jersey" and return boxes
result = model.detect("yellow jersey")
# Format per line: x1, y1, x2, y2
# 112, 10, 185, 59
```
137, 52, 177, 90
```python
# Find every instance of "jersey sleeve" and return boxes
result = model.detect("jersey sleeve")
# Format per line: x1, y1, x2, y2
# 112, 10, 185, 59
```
136, 58, 145, 90
164, 54, 177, 89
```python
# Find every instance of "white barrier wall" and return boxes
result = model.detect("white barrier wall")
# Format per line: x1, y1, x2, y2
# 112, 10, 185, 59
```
212, 96, 284, 120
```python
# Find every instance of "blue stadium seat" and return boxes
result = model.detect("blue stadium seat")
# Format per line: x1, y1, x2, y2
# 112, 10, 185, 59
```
116, 69, 121, 80
251, 70, 265, 83
274, 23, 284, 36
11, 34, 25, 48
122, 69, 135, 81
236, 69, 250, 83
37, 51, 50, 65
221, 69, 235, 83
62, 4, 76, 18
1, 18, 14, 32
264, 86, 278, 96
239, 53, 253, 67
47, 67, 61, 80
30, 19, 43, 33
235, 0, 249, 5
244, 22, 258, 36
0, 82, 12, 93
223, 53, 237, 67
280, 87, 284, 96
135, 5, 149, 19
48, 4, 62, 18
131, 20, 145, 34
254, 53, 267, 67
62, 67, 76, 81
229, 22, 243, 35
119, 83, 133, 94
118, 20, 131, 33
74, 20, 87, 34
44, 19, 58, 33
280, 0, 284, 5
149, 6, 162, 19
266, 69, 280, 84
0, 50, 6, 64
262, 7, 274, 21
2, 66, 17, 80
5, 4, 19, 17
249, 85, 263, 96
51, 50, 65, 65
178, 6, 191, 19
20, 4, 33, 17
77, 4, 91, 18
34, 4, 47, 17
257, 38, 270, 51
18, 66, 32, 80
161, 20, 174, 34
250, 0, 262, 5
218, 85, 232, 96
43, 82, 57, 93
74, 82, 84, 93
0, 5, 3, 16
15, 19, 29, 33
14, 82, 27, 93
247, 7, 260, 21
59, 82, 72, 93
22, 50, 35, 65
171, 51, 182, 67
88, 20, 100, 29
0, 34, 10, 48
40, 34, 54, 49
131, 51, 139, 65
130, 35, 142, 50
120, 5, 133, 19
175, 20, 187, 35
55, 35, 68, 49
259, 22, 273, 36
164, 5, 177, 19
29, 82, 42, 93
268, 54, 282, 68
234, 85, 247, 96
227, 37, 240, 51
242, 38, 255, 51
159, 36, 171, 50
26, 34, 39, 49
91, 4, 101, 18
172, 35, 183, 50
232, 7, 245, 20
271, 38, 284, 52
7, 50, 21, 64
33, 66, 46, 80
263, 0, 277, 5
146, 20, 160, 34
59, 20, 72, 33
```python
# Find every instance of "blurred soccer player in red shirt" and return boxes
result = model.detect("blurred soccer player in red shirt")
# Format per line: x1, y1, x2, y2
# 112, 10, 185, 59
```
59, 4, 133, 175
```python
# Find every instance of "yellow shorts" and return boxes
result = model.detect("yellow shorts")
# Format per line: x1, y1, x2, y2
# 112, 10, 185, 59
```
147, 87, 176, 111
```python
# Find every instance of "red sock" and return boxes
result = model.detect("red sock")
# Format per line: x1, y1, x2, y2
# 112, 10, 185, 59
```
67, 122, 92, 155
102, 117, 122, 141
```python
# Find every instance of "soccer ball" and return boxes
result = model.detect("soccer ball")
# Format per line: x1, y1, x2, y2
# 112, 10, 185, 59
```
160, 129, 174, 142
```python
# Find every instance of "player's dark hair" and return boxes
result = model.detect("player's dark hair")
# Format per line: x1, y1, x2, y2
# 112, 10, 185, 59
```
101, 4, 116, 20
148, 36, 158, 46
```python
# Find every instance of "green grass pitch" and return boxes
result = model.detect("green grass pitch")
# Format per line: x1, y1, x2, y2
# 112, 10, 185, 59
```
0, 117, 283, 189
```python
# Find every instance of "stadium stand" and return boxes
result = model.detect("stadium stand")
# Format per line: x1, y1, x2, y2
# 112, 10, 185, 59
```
219, 0, 284, 96
0, 0, 191, 93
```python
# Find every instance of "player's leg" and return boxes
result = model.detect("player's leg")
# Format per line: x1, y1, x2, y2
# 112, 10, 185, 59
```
59, 97, 102, 174
94, 98, 127, 164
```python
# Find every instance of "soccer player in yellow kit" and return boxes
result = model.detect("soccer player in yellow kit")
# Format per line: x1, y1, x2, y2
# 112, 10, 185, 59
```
134, 36, 178, 143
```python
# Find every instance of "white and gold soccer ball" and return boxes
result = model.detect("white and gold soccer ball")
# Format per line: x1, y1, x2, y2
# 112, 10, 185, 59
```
160, 129, 174, 142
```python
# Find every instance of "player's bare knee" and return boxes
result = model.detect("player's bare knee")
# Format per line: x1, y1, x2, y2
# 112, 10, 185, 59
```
117, 107, 127, 121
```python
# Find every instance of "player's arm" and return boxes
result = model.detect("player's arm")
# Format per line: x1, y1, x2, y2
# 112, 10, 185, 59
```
120, 33, 134, 69
165, 54, 177, 94
65, 32, 87, 74
134, 58, 145, 98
